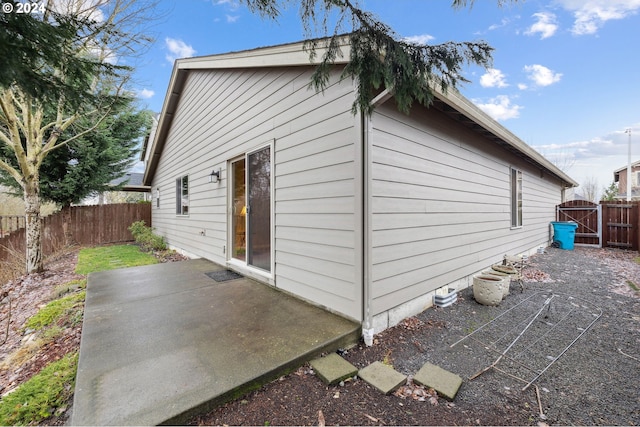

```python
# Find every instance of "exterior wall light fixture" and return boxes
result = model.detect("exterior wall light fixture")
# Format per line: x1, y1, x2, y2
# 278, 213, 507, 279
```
209, 168, 221, 183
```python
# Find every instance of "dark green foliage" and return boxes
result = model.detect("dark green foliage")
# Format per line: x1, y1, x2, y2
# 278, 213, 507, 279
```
0, 100, 152, 206
601, 181, 619, 201
241, 0, 513, 115
0, 2, 127, 110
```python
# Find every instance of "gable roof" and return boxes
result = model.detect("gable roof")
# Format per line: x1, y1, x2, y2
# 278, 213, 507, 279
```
144, 38, 578, 188
613, 160, 640, 182
110, 172, 149, 192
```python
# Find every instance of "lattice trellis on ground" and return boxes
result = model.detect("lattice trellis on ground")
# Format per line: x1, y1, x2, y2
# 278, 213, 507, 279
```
451, 292, 602, 390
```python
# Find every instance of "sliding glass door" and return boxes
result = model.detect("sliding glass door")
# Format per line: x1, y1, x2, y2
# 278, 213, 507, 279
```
230, 146, 271, 272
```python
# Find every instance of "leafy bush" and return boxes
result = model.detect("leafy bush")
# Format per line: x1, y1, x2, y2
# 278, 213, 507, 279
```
0, 353, 78, 425
128, 220, 167, 252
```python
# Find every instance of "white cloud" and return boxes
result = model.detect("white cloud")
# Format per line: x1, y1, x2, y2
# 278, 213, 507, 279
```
480, 68, 509, 88
137, 88, 155, 99
165, 37, 196, 63
403, 34, 435, 45
226, 14, 240, 23
488, 17, 513, 31
474, 95, 522, 121
555, 0, 640, 35
533, 125, 640, 162
517, 83, 528, 90
525, 12, 558, 39
523, 64, 562, 87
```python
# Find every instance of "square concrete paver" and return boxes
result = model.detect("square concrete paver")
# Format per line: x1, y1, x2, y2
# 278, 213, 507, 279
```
413, 362, 463, 400
310, 353, 358, 385
358, 361, 407, 394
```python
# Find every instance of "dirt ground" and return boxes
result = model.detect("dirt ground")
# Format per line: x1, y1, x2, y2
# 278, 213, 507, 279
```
189, 247, 640, 426
2, 246, 639, 426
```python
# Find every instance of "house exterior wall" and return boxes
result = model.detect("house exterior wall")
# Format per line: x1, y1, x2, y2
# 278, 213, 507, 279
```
150, 67, 363, 321
368, 102, 563, 327
615, 165, 640, 198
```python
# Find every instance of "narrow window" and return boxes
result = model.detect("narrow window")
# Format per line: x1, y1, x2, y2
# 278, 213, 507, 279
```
175, 175, 189, 215
156, 188, 160, 208
511, 168, 522, 227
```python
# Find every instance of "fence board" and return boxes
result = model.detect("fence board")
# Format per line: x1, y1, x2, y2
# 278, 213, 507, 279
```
0, 203, 151, 263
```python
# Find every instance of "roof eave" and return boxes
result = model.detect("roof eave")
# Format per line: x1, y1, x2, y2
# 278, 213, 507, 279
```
432, 88, 579, 188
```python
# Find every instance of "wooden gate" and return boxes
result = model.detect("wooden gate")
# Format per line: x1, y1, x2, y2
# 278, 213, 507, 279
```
556, 200, 601, 247
601, 201, 639, 250
556, 200, 640, 250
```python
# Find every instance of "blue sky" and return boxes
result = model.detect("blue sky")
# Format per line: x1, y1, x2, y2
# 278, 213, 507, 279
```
131, 0, 640, 197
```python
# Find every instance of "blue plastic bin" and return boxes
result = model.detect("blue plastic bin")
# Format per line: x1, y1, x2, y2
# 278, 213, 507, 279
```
551, 221, 578, 250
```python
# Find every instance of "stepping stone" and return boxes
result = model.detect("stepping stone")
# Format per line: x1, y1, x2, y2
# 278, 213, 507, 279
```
413, 362, 463, 400
310, 353, 358, 385
358, 361, 407, 394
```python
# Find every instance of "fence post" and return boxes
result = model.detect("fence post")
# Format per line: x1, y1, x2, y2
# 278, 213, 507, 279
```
635, 202, 640, 251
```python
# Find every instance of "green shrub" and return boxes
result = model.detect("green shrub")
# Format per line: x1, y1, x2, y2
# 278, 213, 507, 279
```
0, 353, 78, 425
128, 221, 167, 252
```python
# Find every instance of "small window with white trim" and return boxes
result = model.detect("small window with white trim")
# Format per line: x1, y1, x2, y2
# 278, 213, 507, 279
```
511, 168, 522, 227
175, 175, 189, 215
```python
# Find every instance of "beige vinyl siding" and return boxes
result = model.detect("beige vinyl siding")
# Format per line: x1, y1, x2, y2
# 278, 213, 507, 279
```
369, 102, 562, 315
151, 66, 362, 321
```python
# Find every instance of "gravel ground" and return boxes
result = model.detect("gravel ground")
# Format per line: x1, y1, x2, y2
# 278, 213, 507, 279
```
192, 247, 640, 426
392, 246, 640, 425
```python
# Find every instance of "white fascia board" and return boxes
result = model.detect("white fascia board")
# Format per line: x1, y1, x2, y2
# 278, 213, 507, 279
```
177, 39, 351, 71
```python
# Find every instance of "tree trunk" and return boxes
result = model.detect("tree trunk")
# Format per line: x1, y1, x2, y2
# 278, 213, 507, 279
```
24, 183, 43, 274
61, 204, 74, 246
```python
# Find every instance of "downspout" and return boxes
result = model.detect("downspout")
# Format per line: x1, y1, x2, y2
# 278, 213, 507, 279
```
362, 89, 393, 346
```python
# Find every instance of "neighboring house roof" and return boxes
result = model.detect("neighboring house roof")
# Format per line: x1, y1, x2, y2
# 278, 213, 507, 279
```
110, 172, 149, 192
613, 160, 640, 182
144, 38, 578, 189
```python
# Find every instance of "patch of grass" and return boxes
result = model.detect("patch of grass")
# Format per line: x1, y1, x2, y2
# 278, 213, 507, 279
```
0, 353, 78, 426
626, 280, 640, 292
24, 291, 85, 331
75, 244, 158, 275
51, 278, 87, 299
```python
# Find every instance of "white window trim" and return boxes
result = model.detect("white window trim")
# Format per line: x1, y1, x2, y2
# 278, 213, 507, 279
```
176, 175, 189, 216
510, 168, 523, 228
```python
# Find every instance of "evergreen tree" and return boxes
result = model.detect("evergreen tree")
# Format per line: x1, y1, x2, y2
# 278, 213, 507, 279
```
243, 0, 517, 114
0, 0, 155, 273
0, 100, 152, 244
601, 182, 619, 201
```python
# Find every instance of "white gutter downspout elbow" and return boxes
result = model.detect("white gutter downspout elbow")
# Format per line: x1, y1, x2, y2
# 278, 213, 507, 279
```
362, 89, 393, 346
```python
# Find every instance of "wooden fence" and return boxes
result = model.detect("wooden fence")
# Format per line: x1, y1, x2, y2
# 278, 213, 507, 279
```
557, 200, 640, 250
0, 215, 26, 238
0, 203, 151, 263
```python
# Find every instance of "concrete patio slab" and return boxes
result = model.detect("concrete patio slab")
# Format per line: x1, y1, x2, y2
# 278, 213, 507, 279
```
71, 259, 360, 426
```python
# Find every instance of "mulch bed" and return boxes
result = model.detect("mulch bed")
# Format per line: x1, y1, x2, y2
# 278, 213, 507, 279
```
190, 247, 640, 426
